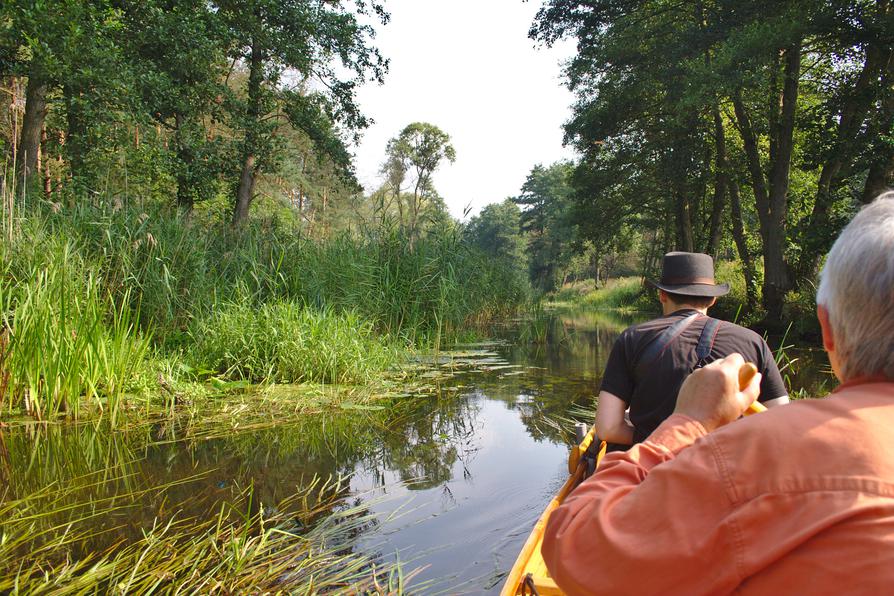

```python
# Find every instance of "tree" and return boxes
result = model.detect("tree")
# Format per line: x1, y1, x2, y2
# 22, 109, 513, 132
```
123, 0, 230, 211
531, 0, 894, 326
2, 0, 130, 194
513, 162, 576, 292
465, 199, 528, 278
218, 0, 388, 225
382, 122, 456, 243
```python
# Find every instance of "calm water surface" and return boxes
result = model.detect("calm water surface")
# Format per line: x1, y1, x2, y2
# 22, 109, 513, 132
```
1, 308, 832, 593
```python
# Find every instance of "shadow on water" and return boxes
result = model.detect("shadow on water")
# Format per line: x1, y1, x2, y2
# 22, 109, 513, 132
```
0, 306, 834, 593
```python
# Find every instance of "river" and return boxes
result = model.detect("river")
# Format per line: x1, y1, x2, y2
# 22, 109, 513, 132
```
0, 307, 833, 593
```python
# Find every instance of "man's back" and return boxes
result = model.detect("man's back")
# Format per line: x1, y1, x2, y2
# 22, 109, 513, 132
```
721, 381, 894, 592
544, 381, 894, 594
600, 309, 787, 442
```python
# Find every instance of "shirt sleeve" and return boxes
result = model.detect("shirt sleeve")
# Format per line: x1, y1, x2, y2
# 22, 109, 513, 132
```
599, 332, 634, 403
541, 414, 744, 595
758, 340, 789, 402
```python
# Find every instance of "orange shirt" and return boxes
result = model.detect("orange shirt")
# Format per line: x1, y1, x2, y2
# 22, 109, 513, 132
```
542, 381, 894, 595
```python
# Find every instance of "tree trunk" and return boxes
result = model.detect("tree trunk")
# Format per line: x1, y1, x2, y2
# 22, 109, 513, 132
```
233, 36, 264, 226
174, 115, 194, 213
17, 76, 48, 192
41, 127, 52, 197
63, 83, 92, 194
863, 153, 894, 203
863, 46, 894, 203
762, 42, 801, 326
732, 90, 770, 238
728, 180, 758, 313
674, 188, 694, 251
706, 108, 728, 256
234, 154, 255, 224
730, 41, 801, 326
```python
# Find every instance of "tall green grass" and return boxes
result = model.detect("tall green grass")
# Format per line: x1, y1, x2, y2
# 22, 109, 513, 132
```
577, 276, 652, 312
0, 241, 150, 424
192, 302, 399, 383
0, 197, 526, 424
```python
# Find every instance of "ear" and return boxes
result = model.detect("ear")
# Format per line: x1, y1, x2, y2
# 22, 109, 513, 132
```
658, 289, 668, 304
709, 297, 717, 308
817, 305, 835, 352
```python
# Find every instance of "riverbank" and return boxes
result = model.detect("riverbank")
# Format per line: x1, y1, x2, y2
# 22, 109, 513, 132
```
0, 199, 527, 426
552, 263, 823, 341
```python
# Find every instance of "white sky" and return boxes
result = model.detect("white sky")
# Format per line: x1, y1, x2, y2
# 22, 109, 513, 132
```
352, 0, 577, 220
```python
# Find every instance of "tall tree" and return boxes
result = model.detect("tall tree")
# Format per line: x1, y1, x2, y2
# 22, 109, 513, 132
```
123, 0, 230, 212
532, 0, 894, 325
513, 162, 575, 292
382, 122, 456, 243
218, 0, 388, 225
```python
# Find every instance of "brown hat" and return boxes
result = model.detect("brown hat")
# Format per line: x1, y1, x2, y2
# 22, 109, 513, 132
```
650, 252, 730, 297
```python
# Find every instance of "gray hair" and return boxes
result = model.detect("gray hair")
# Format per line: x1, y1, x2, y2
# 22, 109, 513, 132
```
816, 192, 894, 380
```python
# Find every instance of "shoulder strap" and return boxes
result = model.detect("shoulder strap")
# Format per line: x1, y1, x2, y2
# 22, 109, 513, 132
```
635, 313, 700, 378
695, 317, 722, 365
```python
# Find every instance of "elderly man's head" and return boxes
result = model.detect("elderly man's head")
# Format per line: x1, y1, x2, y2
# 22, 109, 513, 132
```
816, 192, 894, 381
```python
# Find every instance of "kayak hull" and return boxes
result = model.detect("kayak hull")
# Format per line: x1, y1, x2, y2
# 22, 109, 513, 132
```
501, 435, 606, 596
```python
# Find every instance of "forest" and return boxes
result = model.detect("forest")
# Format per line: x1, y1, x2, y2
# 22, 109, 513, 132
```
0, 0, 891, 592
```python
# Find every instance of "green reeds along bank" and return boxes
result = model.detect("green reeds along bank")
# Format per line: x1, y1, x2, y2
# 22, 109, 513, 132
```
0, 199, 527, 425
191, 301, 401, 384
0, 245, 151, 424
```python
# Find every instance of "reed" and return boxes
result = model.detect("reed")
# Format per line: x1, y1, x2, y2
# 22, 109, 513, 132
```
0, 243, 151, 423
0, 469, 420, 594
0, 198, 526, 425
192, 301, 400, 384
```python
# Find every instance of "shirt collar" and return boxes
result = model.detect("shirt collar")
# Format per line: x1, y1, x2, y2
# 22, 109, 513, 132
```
832, 376, 894, 393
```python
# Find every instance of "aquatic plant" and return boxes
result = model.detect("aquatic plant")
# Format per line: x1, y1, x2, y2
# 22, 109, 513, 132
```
0, 470, 420, 594
0, 243, 150, 424
191, 301, 400, 384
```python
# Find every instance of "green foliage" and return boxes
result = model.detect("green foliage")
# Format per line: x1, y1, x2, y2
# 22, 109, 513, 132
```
531, 0, 894, 325
513, 161, 576, 292
0, 234, 151, 424
577, 277, 653, 313
380, 122, 457, 241
0, 198, 527, 424
464, 199, 530, 295
192, 302, 398, 384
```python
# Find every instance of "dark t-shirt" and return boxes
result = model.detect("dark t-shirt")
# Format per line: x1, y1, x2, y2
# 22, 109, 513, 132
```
600, 309, 788, 443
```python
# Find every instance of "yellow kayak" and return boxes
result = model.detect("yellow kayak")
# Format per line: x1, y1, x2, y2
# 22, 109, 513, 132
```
501, 424, 607, 596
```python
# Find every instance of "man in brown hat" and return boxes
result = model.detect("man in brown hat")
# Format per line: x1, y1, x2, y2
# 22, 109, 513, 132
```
594, 252, 788, 445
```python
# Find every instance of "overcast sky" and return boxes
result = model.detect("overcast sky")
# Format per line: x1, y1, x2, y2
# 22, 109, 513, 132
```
352, 0, 577, 220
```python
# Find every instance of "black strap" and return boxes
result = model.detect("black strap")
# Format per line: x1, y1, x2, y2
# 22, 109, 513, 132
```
695, 317, 722, 366
635, 313, 699, 379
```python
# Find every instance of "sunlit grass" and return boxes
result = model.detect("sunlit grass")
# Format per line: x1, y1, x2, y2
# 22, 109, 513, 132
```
192, 301, 401, 384
576, 276, 651, 313
0, 469, 422, 594
0, 245, 151, 424
0, 198, 527, 426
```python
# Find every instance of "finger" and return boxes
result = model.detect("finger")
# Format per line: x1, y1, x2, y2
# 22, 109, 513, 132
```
723, 352, 746, 369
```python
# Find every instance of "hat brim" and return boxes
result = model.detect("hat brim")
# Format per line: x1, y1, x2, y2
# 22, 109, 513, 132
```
650, 280, 730, 297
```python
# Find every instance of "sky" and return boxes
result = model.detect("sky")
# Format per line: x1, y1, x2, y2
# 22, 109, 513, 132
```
352, 0, 577, 220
